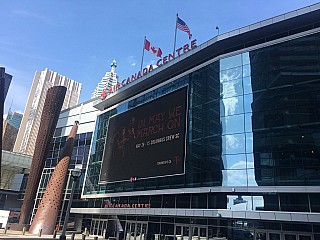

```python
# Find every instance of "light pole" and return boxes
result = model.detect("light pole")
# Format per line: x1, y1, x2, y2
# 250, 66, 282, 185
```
216, 26, 219, 35
59, 168, 82, 240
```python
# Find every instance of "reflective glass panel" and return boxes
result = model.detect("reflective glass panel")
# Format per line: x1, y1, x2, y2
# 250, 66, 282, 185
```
245, 113, 253, 133
220, 67, 242, 82
222, 154, 246, 169
242, 64, 251, 78
243, 77, 252, 94
227, 195, 252, 210
221, 114, 245, 134
220, 54, 242, 70
246, 168, 258, 186
221, 78, 243, 98
221, 96, 244, 116
242, 52, 250, 65
223, 169, 247, 186
222, 134, 246, 154
243, 94, 253, 113
245, 133, 253, 153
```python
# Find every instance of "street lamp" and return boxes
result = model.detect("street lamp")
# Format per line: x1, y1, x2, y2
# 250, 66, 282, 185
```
59, 168, 82, 240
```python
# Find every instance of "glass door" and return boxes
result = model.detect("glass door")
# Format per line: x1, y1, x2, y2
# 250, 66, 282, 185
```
255, 231, 313, 240
182, 225, 190, 240
175, 225, 183, 240
199, 227, 208, 240
141, 222, 147, 240
175, 225, 207, 240
269, 232, 281, 240
91, 219, 98, 235
125, 221, 148, 240
255, 231, 267, 240
125, 222, 131, 240
298, 234, 312, 240
284, 234, 297, 240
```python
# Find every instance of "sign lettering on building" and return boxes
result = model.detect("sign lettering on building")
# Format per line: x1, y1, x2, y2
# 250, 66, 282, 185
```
104, 203, 151, 208
100, 39, 197, 99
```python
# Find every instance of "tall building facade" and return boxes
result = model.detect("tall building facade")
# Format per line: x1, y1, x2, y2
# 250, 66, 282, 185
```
13, 69, 82, 156
2, 120, 18, 151
0, 67, 12, 101
2, 110, 23, 151
91, 60, 118, 99
6, 110, 23, 130
64, 4, 320, 240
0, 67, 13, 185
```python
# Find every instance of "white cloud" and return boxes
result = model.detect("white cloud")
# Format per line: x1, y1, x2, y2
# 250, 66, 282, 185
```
224, 160, 258, 186
12, 10, 57, 26
226, 135, 241, 149
126, 56, 137, 67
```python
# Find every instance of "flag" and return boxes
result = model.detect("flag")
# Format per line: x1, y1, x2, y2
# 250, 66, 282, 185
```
144, 39, 162, 57
177, 17, 192, 39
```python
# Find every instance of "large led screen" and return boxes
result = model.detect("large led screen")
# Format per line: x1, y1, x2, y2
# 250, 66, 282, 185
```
99, 86, 188, 183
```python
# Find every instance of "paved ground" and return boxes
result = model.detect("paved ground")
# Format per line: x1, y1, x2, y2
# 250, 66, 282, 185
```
0, 229, 102, 239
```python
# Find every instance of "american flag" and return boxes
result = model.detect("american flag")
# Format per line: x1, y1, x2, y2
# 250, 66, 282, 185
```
176, 17, 192, 39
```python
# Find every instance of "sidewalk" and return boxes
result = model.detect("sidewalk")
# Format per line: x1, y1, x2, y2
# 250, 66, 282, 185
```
0, 229, 102, 239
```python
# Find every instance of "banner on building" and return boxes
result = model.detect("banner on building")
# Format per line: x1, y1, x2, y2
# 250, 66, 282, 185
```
99, 86, 188, 183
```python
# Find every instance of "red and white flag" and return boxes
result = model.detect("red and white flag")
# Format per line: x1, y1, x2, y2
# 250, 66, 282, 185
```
144, 39, 162, 57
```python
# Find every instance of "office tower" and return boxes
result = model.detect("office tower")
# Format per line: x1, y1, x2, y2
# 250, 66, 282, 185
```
14, 68, 82, 156
6, 109, 23, 130
91, 60, 118, 98
17, 86, 66, 229
2, 120, 18, 151
0, 67, 12, 185
2, 109, 23, 151
0, 67, 12, 101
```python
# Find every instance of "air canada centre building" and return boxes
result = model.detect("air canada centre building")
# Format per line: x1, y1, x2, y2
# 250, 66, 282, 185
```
74, 4, 320, 240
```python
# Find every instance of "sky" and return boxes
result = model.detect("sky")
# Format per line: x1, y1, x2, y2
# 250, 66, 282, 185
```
1, 0, 320, 116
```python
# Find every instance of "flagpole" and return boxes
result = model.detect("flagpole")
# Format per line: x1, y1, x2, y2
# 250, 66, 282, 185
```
140, 36, 146, 73
173, 13, 178, 55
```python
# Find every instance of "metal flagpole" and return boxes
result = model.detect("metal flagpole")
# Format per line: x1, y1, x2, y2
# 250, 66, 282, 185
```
173, 13, 178, 55
140, 36, 146, 73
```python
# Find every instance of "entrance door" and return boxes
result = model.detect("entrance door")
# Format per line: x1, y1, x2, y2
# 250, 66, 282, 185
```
255, 231, 267, 240
255, 231, 313, 240
191, 226, 208, 240
125, 221, 148, 240
91, 219, 98, 235
284, 233, 313, 240
298, 234, 312, 240
174, 225, 208, 240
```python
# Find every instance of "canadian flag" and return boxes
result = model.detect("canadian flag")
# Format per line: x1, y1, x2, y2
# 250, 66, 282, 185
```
144, 39, 162, 57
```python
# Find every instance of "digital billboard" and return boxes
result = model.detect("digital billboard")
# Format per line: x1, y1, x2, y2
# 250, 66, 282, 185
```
99, 86, 188, 183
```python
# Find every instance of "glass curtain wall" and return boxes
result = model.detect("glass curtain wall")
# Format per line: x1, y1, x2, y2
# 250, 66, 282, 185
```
84, 32, 320, 200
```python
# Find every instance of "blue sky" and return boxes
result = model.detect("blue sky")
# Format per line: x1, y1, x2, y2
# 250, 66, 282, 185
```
1, 0, 319, 115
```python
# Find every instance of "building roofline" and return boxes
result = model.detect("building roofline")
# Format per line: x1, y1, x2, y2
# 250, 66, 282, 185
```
215, 2, 320, 43
94, 3, 320, 110
60, 97, 98, 114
